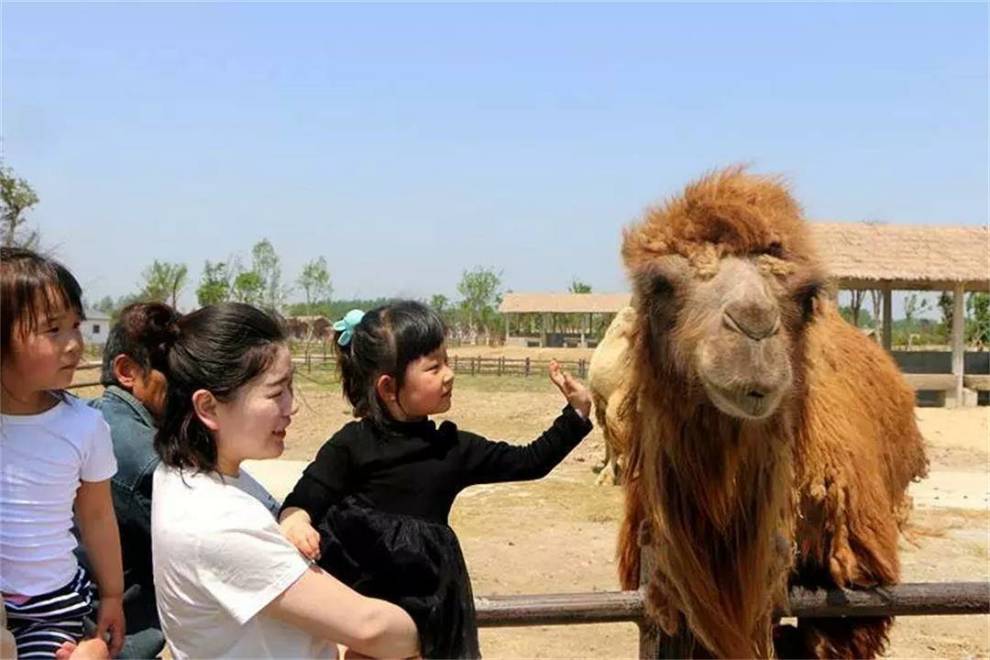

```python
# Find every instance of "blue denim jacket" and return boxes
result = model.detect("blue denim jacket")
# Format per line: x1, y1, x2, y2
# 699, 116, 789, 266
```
88, 386, 159, 591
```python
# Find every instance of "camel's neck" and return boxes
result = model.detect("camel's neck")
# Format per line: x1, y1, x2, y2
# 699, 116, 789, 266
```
636, 369, 797, 658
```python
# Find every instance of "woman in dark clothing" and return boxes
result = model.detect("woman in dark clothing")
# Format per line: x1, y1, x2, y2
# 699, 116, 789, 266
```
280, 301, 593, 659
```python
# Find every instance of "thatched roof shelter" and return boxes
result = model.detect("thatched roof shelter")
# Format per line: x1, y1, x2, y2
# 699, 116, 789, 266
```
811, 223, 988, 292
499, 293, 631, 315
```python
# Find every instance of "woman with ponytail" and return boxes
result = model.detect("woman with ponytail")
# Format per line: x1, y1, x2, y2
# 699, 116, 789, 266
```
150, 303, 419, 660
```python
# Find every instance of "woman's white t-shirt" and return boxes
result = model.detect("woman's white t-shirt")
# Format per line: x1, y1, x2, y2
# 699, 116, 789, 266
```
0, 396, 117, 595
151, 464, 335, 659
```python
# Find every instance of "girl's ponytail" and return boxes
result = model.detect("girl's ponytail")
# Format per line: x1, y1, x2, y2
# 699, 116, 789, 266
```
100, 302, 181, 387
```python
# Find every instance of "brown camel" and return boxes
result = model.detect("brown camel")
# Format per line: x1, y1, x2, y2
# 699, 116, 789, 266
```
616, 167, 927, 658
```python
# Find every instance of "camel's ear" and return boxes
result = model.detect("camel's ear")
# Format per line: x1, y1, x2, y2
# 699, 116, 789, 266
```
796, 280, 828, 324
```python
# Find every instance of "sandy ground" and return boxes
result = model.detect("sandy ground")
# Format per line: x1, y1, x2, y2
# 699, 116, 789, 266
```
73, 366, 989, 658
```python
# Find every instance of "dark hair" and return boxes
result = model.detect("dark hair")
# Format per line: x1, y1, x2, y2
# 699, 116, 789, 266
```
101, 302, 181, 387
335, 300, 446, 425
0, 247, 84, 361
155, 302, 286, 473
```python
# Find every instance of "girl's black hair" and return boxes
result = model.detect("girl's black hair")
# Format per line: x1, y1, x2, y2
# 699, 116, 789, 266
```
101, 302, 181, 387
155, 302, 286, 473
0, 247, 84, 361
335, 300, 446, 425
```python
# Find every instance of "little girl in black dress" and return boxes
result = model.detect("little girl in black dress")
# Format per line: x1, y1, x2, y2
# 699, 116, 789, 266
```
279, 301, 593, 659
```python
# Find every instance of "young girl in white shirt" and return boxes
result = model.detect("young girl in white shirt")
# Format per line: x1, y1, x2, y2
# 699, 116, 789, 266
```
1, 247, 125, 658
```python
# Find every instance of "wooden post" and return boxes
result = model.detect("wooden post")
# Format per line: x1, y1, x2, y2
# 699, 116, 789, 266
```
882, 284, 893, 351
541, 313, 551, 347
952, 283, 966, 404
471, 357, 477, 376
454, 355, 459, 373
504, 313, 510, 345
637, 524, 660, 658
525, 357, 531, 377
498, 356, 504, 376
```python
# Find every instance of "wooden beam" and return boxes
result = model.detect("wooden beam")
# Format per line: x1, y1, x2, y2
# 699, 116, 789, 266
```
952, 283, 966, 403
836, 278, 990, 293
882, 284, 893, 351
474, 582, 990, 628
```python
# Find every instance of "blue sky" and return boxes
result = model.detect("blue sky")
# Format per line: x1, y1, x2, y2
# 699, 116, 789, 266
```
3, 2, 987, 311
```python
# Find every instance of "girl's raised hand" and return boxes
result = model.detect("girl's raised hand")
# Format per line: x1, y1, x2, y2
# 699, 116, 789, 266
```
548, 360, 592, 420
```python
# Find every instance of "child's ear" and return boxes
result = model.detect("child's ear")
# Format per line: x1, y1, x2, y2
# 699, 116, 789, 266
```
191, 389, 221, 431
112, 354, 142, 389
375, 374, 398, 403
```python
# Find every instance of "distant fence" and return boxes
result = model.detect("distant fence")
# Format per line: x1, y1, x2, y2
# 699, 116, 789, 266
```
67, 362, 102, 390
448, 356, 589, 379
286, 353, 591, 378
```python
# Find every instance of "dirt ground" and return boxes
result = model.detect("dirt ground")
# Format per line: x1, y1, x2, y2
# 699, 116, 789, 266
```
72, 361, 989, 658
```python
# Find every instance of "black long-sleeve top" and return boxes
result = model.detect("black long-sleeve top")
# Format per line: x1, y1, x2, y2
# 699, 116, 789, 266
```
282, 406, 593, 525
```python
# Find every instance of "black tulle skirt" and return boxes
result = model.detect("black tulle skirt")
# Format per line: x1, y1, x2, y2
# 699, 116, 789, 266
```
315, 498, 480, 659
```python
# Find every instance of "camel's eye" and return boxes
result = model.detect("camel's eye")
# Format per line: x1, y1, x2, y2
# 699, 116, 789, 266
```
763, 242, 785, 258
651, 274, 675, 301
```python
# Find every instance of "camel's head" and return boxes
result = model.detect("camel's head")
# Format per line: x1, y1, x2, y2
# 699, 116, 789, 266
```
622, 167, 828, 421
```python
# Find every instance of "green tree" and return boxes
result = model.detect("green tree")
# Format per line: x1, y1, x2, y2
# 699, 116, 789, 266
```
252, 239, 285, 311
297, 257, 333, 315
94, 295, 116, 315
568, 279, 592, 294
847, 290, 867, 327
457, 267, 502, 342
1, 166, 40, 249
430, 294, 458, 327
141, 261, 188, 308
839, 306, 874, 327
903, 293, 929, 326
430, 294, 449, 312
197, 260, 232, 306
967, 293, 990, 347
231, 270, 264, 306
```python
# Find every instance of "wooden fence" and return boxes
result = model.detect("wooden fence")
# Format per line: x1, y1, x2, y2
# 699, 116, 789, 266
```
67, 362, 103, 390
287, 354, 591, 379
475, 582, 990, 657
448, 356, 589, 379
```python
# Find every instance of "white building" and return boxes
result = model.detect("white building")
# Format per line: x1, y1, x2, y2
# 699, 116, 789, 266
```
82, 310, 112, 346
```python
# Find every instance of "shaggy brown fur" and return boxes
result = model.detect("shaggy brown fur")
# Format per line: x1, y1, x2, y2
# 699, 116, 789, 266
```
616, 167, 927, 658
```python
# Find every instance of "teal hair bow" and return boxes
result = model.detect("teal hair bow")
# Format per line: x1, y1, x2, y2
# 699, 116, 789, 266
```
333, 309, 366, 347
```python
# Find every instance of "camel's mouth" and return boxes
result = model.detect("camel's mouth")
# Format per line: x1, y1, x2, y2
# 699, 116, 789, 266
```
700, 378, 784, 421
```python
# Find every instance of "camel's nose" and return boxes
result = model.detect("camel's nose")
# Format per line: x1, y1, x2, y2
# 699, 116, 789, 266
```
723, 296, 780, 341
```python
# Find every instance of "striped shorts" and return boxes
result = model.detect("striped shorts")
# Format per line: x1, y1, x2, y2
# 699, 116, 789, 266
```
3, 567, 94, 659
